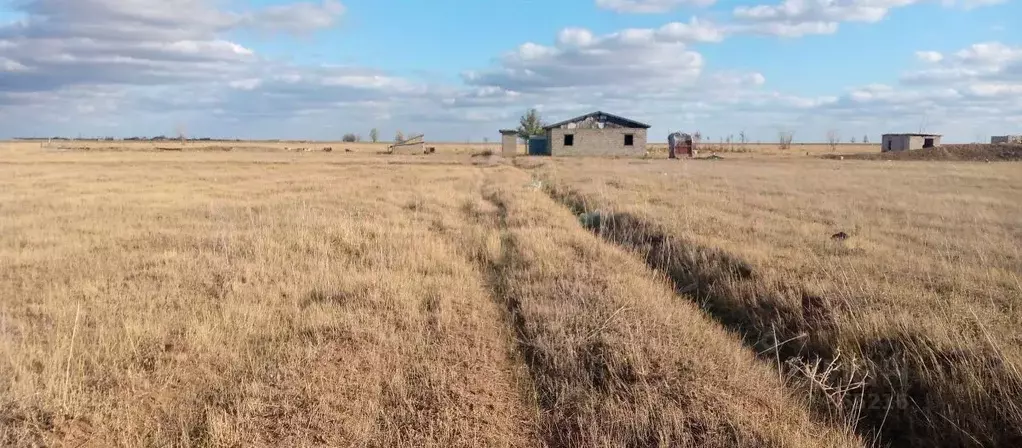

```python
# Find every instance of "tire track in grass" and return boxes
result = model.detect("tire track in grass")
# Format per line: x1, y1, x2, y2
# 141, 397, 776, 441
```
456, 168, 861, 447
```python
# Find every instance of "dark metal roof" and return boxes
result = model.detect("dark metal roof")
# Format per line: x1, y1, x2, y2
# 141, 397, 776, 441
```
543, 110, 651, 130
883, 133, 943, 137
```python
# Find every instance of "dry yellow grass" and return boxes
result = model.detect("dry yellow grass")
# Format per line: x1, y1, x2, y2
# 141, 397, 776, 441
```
0, 144, 861, 446
532, 157, 1022, 447
10, 139, 880, 158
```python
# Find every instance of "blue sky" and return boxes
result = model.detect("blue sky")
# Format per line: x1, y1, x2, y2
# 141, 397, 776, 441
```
1, 0, 1020, 142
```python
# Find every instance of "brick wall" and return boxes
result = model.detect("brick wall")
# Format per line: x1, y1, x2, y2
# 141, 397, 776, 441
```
546, 128, 647, 157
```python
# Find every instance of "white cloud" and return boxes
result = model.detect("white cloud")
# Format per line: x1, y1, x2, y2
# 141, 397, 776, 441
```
243, 0, 346, 33
809, 42, 1022, 139
902, 42, 1022, 84
0, 58, 30, 72
0, 1, 1018, 143
462, 19, 732, 94
228, 79, 262, 90
915, 51, 944, 63
0, 0, 345, 94
596, 0, 716, 13
729, 0, 1002, 37
730, 20, 838, 37
732, 0, 918, 36
953, 41, 1022, 66
942, 0, 1007, 9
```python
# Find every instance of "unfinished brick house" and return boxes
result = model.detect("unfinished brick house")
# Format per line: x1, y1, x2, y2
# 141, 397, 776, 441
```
541, 111, 650, 157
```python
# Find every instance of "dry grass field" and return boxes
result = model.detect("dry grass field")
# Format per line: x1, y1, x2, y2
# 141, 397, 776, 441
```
0, 143, 859, 447
19, 138, 880, 158
533, 157, 1022, 447
1, 140, 1018, 447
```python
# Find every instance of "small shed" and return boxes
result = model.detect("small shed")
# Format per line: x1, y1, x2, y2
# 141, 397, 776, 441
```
991, 135, 1022, 144
881, 133, 942, 152
499, 129, 518, 156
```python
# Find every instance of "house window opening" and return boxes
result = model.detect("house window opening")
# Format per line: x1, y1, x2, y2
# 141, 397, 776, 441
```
564, 134, 574, 146
624, 134, 634, 146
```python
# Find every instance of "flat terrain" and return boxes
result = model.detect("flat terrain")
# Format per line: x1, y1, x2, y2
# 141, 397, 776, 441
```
0, 144, 856, 447
535, 157, 1022, 447
16, 138, 881, 158
823, 143, 1022, 161
1, 141, 1019, 447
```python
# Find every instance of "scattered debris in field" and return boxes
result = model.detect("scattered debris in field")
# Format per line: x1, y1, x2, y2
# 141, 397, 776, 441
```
831, 232, 849, 241
388, 134, 428, 155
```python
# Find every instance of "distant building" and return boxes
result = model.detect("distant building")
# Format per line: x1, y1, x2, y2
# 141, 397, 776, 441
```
991, 135, 1022, 144
499, 129, 518, 156
881, 133, 942, 152
541, 111, 650, 157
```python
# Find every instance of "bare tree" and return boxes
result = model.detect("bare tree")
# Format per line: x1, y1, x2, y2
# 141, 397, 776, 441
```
692, 131, 703, 145
738, 130, 748, 151
863, 134, 869, 144
826, 129, 840, 151
395, 130, 404, 143
778, 130, 795, 150
850, 136, 857, 144
370, 128, 379, 143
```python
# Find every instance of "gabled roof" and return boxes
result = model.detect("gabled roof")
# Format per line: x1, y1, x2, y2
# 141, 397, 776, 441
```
543, 111, 651, 130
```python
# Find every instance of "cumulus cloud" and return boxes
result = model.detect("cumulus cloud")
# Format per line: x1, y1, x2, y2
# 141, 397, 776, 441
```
810, 42, 1022, 138
728, 0, 1003, 37
595, 0, 716, 13
461, 19, 735, 94
0, 0, 1018, 142
0, 0, 346, 93
0, 0, 446, 139
902, 42, 1022, 84
732, 0, 918, 36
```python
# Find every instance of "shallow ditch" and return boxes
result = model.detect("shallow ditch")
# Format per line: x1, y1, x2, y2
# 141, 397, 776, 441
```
537, 176, 1022, 448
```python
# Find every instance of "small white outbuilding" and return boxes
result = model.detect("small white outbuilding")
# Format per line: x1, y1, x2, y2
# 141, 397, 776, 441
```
881, 133, 942, 152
